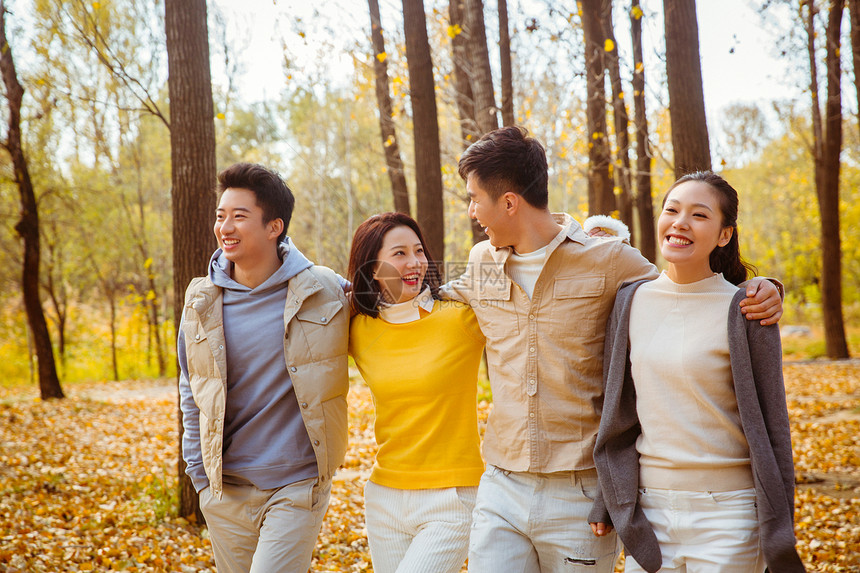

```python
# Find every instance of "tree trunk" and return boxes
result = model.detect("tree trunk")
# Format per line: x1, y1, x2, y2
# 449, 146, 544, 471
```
449, 0, 478, 144
663, 0, 711, 177
807, 0, 824, 188
165, 0, 217, 521
402, 0, 445, 263
849, 0, 860, 134
465, 0, 499, 135
601, 0, 634, 228
0, 3, 64, 400
42, 231, 68, 375
449, 0, 484, 244
498, 0, 514, 126
631, 0, 655, 262
44, 274, 67, 375
819, 0, 850, 358
581, 0, 614, 215
147, 276, 166, 377
369, 0, 411, 215
133, 154, 167, 378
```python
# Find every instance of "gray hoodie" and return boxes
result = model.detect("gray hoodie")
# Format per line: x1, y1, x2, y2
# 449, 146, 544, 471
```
179, 239, 319, 491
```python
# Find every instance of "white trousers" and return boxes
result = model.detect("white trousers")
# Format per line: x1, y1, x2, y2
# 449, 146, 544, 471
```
198, 478, 330, 573
468, 466, 620, 573
363, 480, 477, 573
624, 487, 764, 573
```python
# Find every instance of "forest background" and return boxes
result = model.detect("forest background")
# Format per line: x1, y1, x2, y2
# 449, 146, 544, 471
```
0, 0, 859, 570
1, 0, 859, 389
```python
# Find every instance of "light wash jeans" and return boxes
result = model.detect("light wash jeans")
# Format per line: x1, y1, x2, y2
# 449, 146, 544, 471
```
364, 480, 477, 573
624, 487, 764, 573
468, 466, 620, 573
198, 477, 330, 573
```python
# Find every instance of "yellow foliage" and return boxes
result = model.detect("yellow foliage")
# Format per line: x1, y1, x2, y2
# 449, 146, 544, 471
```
1, 363, 857, 571
631, 5, 644, 19
376, 52, 387, 63
447, 24, 462, 38
604, 39, 615, 52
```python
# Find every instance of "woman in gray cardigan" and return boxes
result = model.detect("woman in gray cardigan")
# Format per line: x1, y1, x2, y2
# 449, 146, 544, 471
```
589, 172, 804, 572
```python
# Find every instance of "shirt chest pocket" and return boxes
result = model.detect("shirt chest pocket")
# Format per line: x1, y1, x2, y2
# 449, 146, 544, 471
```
291, 299, 346, 363
477, 281, 520, 337
550, 275, 606, 336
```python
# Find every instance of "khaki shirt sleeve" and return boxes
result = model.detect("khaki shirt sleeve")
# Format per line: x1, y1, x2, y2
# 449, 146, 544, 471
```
613, 240, 659, 291
438, 244, 482, 304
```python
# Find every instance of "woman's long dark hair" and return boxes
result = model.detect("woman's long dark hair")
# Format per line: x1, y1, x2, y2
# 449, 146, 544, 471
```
663, 171, 757, 285
347, 212, 441, 317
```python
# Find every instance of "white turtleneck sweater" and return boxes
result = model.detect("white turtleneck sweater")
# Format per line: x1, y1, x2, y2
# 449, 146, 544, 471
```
378, 287, 435, 324
628, 271, 753, 492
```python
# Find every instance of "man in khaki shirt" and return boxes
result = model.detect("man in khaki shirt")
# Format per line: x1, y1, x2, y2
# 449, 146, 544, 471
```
439, 127, 783, 573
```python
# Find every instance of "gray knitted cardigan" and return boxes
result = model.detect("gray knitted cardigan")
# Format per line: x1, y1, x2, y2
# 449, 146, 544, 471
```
589, 280, 805, 573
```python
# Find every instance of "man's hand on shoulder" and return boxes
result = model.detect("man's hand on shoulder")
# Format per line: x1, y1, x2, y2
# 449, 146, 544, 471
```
740, 277, 783, 326
583, 215, 631, 241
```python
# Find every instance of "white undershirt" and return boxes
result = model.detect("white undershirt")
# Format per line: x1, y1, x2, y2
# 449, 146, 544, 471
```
506, 245, 548, 299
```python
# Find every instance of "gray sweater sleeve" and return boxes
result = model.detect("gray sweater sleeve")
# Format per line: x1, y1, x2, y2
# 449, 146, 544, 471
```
728, 291, 805, 572
177, 324, 209, 492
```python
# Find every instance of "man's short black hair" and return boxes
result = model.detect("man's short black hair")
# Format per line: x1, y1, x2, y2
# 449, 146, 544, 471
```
216, 163, 294, 243
458, 126, 549, 209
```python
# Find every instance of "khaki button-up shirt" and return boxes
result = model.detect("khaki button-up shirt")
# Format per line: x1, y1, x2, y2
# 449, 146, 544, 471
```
440, 214, 657, 473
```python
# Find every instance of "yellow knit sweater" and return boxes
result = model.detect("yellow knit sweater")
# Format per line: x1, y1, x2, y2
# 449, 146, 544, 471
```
349, 300, 486, 489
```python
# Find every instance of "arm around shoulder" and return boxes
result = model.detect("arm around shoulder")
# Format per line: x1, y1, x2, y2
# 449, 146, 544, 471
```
612, 240, 658, 290
438, 241, 489, 303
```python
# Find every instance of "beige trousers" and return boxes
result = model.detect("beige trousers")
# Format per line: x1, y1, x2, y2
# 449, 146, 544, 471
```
363, 481, 477, 573
199, 477, 330, 573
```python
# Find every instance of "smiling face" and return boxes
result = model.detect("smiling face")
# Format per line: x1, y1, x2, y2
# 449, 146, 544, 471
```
373, 225, 428, 304
467, 175, 510, 247
214, 188, 282, 272
658, 181, 733, 284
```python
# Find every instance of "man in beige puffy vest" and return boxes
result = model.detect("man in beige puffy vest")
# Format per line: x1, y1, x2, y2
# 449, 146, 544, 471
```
178, 163, 349, 572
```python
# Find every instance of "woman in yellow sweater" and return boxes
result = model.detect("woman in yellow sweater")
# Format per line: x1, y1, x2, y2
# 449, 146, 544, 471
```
347, 212, 485, 573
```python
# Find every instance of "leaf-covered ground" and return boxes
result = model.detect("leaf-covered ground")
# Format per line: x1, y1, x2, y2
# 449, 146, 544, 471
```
0, 362, 857, 572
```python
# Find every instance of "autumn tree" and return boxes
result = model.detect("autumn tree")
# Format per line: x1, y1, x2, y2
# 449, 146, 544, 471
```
369, 0, 410, 214
601, 0, 633, 227
0, 2, 64, 400
465, 0, 499, 135
498, 0, 514, 126
631, 0, 655, 262
30, 0, 173, 381
447, 0, 485, 244
664, 0, 711, 177
852, 0, 860, 133
165, 0, 218, 519
449, 0, 479, 145
581, 0, 614, 215
805, 0, 850, 358
402, 0, 445, 262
